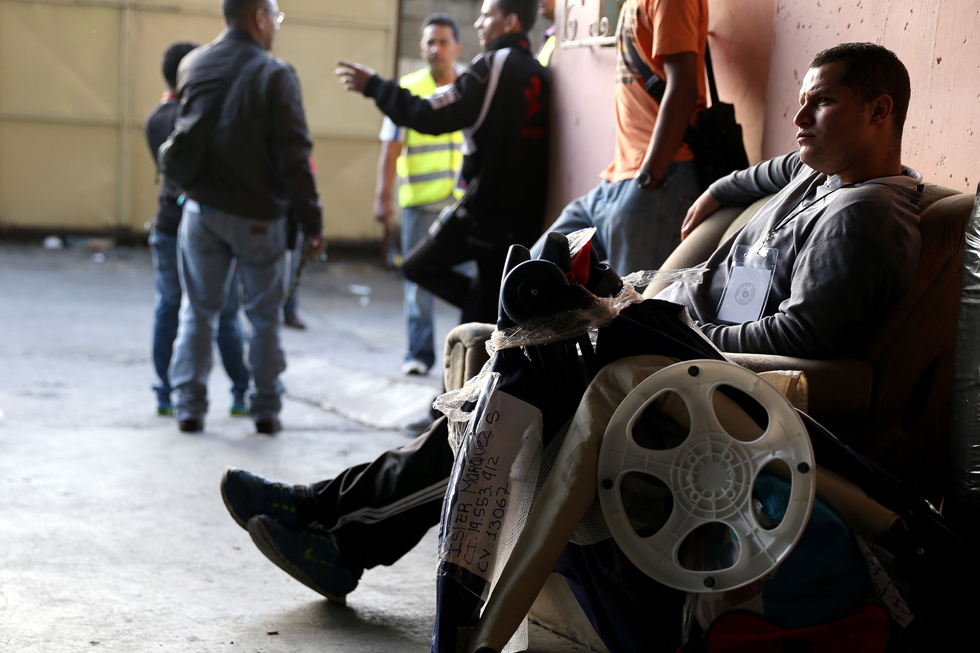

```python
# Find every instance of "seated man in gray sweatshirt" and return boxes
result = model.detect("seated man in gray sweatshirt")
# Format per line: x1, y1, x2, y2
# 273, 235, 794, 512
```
220, 42, 922, 606
661, 41, 920, 359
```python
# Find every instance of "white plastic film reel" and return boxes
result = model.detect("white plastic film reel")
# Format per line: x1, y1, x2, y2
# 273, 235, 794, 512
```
597, 360, 815, 593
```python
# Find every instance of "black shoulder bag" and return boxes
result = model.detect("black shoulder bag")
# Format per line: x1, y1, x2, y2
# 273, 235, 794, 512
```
158, 47, 261, 189
624, 38, 750, 190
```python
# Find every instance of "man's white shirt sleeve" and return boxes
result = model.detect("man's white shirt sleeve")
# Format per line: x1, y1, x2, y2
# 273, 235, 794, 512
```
379, 116, 407, 143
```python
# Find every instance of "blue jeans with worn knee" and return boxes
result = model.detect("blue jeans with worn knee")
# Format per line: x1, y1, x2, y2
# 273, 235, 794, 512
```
401, 206, 439, 368
531, 160, 699, 276
149, 228, 249, 404
170, 205, 287, 422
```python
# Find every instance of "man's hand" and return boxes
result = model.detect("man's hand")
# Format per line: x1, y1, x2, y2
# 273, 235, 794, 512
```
335, 60, 376, 94
373, 195, 393, 226
306, 233, 327, 258
680, 190, 721, 240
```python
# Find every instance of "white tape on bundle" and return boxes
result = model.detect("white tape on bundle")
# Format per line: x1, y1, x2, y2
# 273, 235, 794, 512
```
440, 388, 543, 588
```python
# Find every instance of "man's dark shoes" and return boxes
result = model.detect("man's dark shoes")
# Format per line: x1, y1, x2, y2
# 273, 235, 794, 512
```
247, 515, 360, 604
221, 467, 306, 531
255, 418, 282, 435
178, 418, 203, 433
284, 313, 306, 329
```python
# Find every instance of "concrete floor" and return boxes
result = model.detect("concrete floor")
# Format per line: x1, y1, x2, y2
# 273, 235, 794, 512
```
0, 243, 588, 653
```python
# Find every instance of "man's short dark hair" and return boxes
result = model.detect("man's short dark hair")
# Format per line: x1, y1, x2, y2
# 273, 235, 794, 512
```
498, 0, 537, 33
810, 42, 911, 139
423, 13, 460, 43
223, 0, 263, 25
162, 41, 198, 89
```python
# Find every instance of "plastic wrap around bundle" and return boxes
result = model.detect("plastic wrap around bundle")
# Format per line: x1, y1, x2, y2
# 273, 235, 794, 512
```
950, 184, 980, 514
434, 265, 707, 451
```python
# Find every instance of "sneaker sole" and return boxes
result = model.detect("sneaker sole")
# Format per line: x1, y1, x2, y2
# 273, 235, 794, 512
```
220, 467, 250, 531
247, 516, 348, 605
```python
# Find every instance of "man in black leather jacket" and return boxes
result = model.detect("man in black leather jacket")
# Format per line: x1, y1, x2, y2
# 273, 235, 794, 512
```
336, 0, 550, 325
169, 0, 324, 435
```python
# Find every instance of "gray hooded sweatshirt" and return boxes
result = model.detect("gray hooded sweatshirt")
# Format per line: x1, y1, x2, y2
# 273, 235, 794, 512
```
658, 151, 922, 359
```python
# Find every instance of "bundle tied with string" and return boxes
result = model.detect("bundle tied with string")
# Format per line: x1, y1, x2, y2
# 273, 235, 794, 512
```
434, 261, 707, 452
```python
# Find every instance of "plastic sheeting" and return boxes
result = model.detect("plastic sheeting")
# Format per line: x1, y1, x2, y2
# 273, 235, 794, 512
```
950, 184, 980, 511
434, 264, 707, 450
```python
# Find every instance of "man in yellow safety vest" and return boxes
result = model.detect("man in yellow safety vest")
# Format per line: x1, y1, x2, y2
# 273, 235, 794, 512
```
536, 0, 556, 67
373, 13, 464, 376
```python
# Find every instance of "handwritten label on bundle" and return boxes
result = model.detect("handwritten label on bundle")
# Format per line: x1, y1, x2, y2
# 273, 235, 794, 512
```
443, 389, 542, 584
856, 537, 913, 628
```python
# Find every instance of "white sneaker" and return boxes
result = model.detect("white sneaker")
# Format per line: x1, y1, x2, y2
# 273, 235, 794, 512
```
401, 360, 429, 376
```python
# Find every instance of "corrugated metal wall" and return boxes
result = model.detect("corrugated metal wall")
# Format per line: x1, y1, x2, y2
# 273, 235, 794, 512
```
0, 0, 399, 241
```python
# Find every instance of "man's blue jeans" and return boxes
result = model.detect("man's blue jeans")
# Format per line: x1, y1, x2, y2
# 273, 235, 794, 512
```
149, 228, 249, 404
531, 161, 699, 275
283, 228, 302, 319
170, 205, 287, 422
401, 206, 439, 368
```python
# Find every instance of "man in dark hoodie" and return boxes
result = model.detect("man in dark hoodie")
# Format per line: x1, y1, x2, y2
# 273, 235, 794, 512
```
336, 0, 550, 327
222, 42, 920, 612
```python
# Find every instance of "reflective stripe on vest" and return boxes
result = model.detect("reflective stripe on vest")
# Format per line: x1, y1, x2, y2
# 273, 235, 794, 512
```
537, 34, 556, 68
397, 68, 464, 208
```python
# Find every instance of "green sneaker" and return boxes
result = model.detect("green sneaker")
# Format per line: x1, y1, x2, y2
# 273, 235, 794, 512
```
247, 515, 360, 604
230, 396, 248, 417
157, 400, 174, 416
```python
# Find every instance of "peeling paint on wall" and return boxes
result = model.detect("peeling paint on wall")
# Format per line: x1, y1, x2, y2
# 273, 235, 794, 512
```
763, 0, 980, 193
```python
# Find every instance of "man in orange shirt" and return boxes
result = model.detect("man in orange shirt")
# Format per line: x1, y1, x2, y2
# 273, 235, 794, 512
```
532, 0, 708, 275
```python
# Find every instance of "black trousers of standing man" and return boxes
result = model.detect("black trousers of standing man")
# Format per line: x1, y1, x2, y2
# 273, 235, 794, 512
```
401, 213, 512, 325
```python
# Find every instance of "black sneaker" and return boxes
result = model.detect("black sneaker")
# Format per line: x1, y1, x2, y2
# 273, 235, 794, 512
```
255, 418, 282, 435
178, 418, 203, 433
247, 515, 360, 604
221, 467, 307, 531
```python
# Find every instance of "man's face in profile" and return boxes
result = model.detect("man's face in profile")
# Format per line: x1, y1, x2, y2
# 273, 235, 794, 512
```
794, 61, 882, 182
256, 0, 280, 51
475, 0, 510, 49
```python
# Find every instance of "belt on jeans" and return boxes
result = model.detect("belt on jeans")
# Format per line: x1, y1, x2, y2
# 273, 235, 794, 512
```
182, 199, 218, 213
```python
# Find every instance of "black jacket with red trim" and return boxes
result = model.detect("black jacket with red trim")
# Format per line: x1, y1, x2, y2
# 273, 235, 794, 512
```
363, 33, 550, 245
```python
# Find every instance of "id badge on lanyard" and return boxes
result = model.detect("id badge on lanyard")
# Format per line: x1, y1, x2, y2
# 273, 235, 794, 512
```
716, 245, 778, 324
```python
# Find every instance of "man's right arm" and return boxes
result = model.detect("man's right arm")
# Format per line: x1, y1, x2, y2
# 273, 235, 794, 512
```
337, 58, 488, 135
681, 152, 806, 238
373, 140, 403, 225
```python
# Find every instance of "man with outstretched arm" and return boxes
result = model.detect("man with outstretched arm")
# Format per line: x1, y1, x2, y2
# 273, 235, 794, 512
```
222, 43, 920, 615
338, 0, 550, 326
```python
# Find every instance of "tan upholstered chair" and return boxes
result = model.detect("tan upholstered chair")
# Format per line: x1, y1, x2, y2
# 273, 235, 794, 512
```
445, 183, 973, 501
641, 183, 972, 502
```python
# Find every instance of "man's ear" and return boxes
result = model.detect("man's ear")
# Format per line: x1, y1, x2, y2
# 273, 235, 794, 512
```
869, 94, 894, 127
453, 41, 463, 59
504, 13, 520, 34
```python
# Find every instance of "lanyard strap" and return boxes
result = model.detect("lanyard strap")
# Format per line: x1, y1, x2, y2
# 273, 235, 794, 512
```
761, 178, 843, 245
